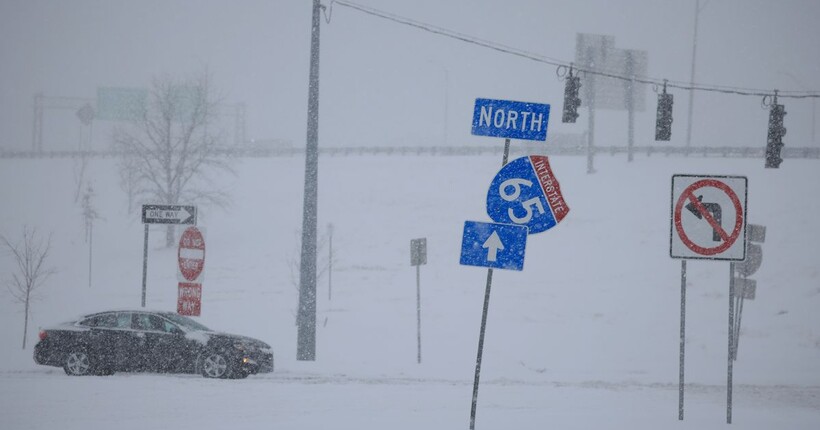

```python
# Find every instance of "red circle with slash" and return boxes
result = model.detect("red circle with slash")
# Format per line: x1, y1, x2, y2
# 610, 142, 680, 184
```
674, 179, 743, 256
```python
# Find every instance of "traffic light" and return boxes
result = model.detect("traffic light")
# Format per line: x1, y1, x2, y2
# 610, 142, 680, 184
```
765, 103, 786, 168
655, 85, 673, 141
562, 70, 582, 123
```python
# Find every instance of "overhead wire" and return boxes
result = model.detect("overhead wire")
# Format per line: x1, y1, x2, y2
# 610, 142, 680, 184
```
328, 0, 820, 99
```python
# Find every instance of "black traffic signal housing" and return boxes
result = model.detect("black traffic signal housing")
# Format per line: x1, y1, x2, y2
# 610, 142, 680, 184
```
562, 73, 582, 123
655, 87, 673, 141
765, 103, 786, 168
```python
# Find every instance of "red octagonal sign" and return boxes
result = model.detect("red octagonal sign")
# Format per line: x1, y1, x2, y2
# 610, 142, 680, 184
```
178, 226, 205, 282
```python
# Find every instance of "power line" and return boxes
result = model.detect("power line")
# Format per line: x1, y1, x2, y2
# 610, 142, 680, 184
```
328, 0, 820, 99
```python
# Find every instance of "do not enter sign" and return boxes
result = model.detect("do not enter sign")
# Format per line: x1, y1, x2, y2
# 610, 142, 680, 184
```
670, 175, 747, 261
178, 226, 206, 282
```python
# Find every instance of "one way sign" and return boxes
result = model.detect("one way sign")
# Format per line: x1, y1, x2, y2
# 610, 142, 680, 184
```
142, 204, 197, 225
460, 221, 528, 271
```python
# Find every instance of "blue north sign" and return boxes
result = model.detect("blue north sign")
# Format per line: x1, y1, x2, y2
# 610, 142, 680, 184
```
471, 98, 551, 141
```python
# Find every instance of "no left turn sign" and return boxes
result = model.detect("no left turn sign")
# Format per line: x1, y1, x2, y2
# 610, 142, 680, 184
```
670, 174, 747, 261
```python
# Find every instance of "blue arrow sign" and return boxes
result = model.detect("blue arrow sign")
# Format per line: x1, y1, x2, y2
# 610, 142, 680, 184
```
486, 155, 570, 234
460, 221, 528, 271
471, 98, 551, 141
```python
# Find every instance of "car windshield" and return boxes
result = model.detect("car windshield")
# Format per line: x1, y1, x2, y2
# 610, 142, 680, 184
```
160, 313, 210, 332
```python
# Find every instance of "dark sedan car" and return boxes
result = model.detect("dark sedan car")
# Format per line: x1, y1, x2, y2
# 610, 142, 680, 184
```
34, 310, 273, 379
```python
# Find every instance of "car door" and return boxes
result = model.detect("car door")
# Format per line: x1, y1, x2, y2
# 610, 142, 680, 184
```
133, 313, 187, 372
87, 312, 138, 371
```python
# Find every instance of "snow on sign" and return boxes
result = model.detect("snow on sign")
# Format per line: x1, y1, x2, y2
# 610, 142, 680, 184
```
177, 282, 202, 316
142, 204, 196, 225
178, 226, 206, 282
670, 175, 748, 261
486, 155, 569, 234
460, 221, 528, 271
471, 98, 551, 141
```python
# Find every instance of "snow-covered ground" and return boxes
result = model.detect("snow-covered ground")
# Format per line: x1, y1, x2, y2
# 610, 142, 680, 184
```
1, 153, 819, 429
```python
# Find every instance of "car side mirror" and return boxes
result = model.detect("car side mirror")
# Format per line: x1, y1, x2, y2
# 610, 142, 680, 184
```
171, 327, 184, 336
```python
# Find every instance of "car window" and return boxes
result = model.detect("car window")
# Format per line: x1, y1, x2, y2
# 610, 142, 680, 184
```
80, 313, 117, 328
160, 313, 210, 332
160, 319, 179, 334
133, 313, 164, 332
115, 313, 132, 329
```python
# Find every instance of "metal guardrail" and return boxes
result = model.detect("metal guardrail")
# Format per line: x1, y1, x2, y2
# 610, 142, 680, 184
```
1, 145, 818, 159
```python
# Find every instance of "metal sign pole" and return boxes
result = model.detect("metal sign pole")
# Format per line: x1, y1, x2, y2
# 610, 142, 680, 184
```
141, 224, 149, 307
416, 263, 422, 364
88, 222, 93, 288
586, 47, 596, 174
470, 267, 493, 430
626, 52, 635, 163
502, 138, 510, 165
679, 259, 687, 420
470, 140, 510, 430
727, 262, 735, 424
734, 285, 745, 360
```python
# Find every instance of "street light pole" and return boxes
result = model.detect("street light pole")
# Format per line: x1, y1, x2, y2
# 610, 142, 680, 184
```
297, 0, 321, 361
685, 0, 702, 154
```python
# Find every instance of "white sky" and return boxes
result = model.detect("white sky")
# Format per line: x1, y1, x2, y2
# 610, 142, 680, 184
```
1, 0, 819, 149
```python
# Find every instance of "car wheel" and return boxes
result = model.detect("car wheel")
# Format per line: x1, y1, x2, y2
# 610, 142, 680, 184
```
64, 349, 93, 376
200, 351, 232, 379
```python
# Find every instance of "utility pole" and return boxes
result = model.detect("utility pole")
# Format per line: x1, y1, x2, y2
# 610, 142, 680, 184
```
297, 0, 321, 361
685, 0, 703, 154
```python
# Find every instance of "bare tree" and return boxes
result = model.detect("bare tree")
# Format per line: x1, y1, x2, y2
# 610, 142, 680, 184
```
1, 227, 55, 349
114, 72, 233, 246
287, 227, 336, 325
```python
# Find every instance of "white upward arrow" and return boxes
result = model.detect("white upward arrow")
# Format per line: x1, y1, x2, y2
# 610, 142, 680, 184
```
482, 231, 505, 262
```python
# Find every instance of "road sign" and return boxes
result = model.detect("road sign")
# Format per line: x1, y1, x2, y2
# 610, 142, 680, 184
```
411, 238, 427, 266
733, 278, 757, 300
575, 33, 649, 112
76, 103, 95, 126
177, 282, 202, 316
471, 98, 551, 141
735, 224, 766, 277
670, 175, 747, 261
486, 155, 569, 234
178, 226, 205, 282
96, 87, 147, 121
735, 243, 762, 277
460, 221, 528, 271
142, 204, 197, 225
747, 224, 766, 243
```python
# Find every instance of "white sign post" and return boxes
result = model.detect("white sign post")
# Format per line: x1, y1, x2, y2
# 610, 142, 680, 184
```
410, 238, 427, 364
670, 174, 747, 424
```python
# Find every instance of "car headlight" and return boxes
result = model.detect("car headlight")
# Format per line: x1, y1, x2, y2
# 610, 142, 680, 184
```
233, 341, 253, 351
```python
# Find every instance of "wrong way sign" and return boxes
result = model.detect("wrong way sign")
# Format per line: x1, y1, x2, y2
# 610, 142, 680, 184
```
670, 175, 747, 261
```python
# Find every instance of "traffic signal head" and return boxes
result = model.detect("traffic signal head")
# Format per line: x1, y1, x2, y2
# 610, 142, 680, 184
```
655, 92, 673, 141
765, 103, 786, 168
562, 75, 582, 123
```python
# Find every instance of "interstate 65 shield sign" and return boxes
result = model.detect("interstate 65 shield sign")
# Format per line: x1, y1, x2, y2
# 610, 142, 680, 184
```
486, 155, 569, 234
